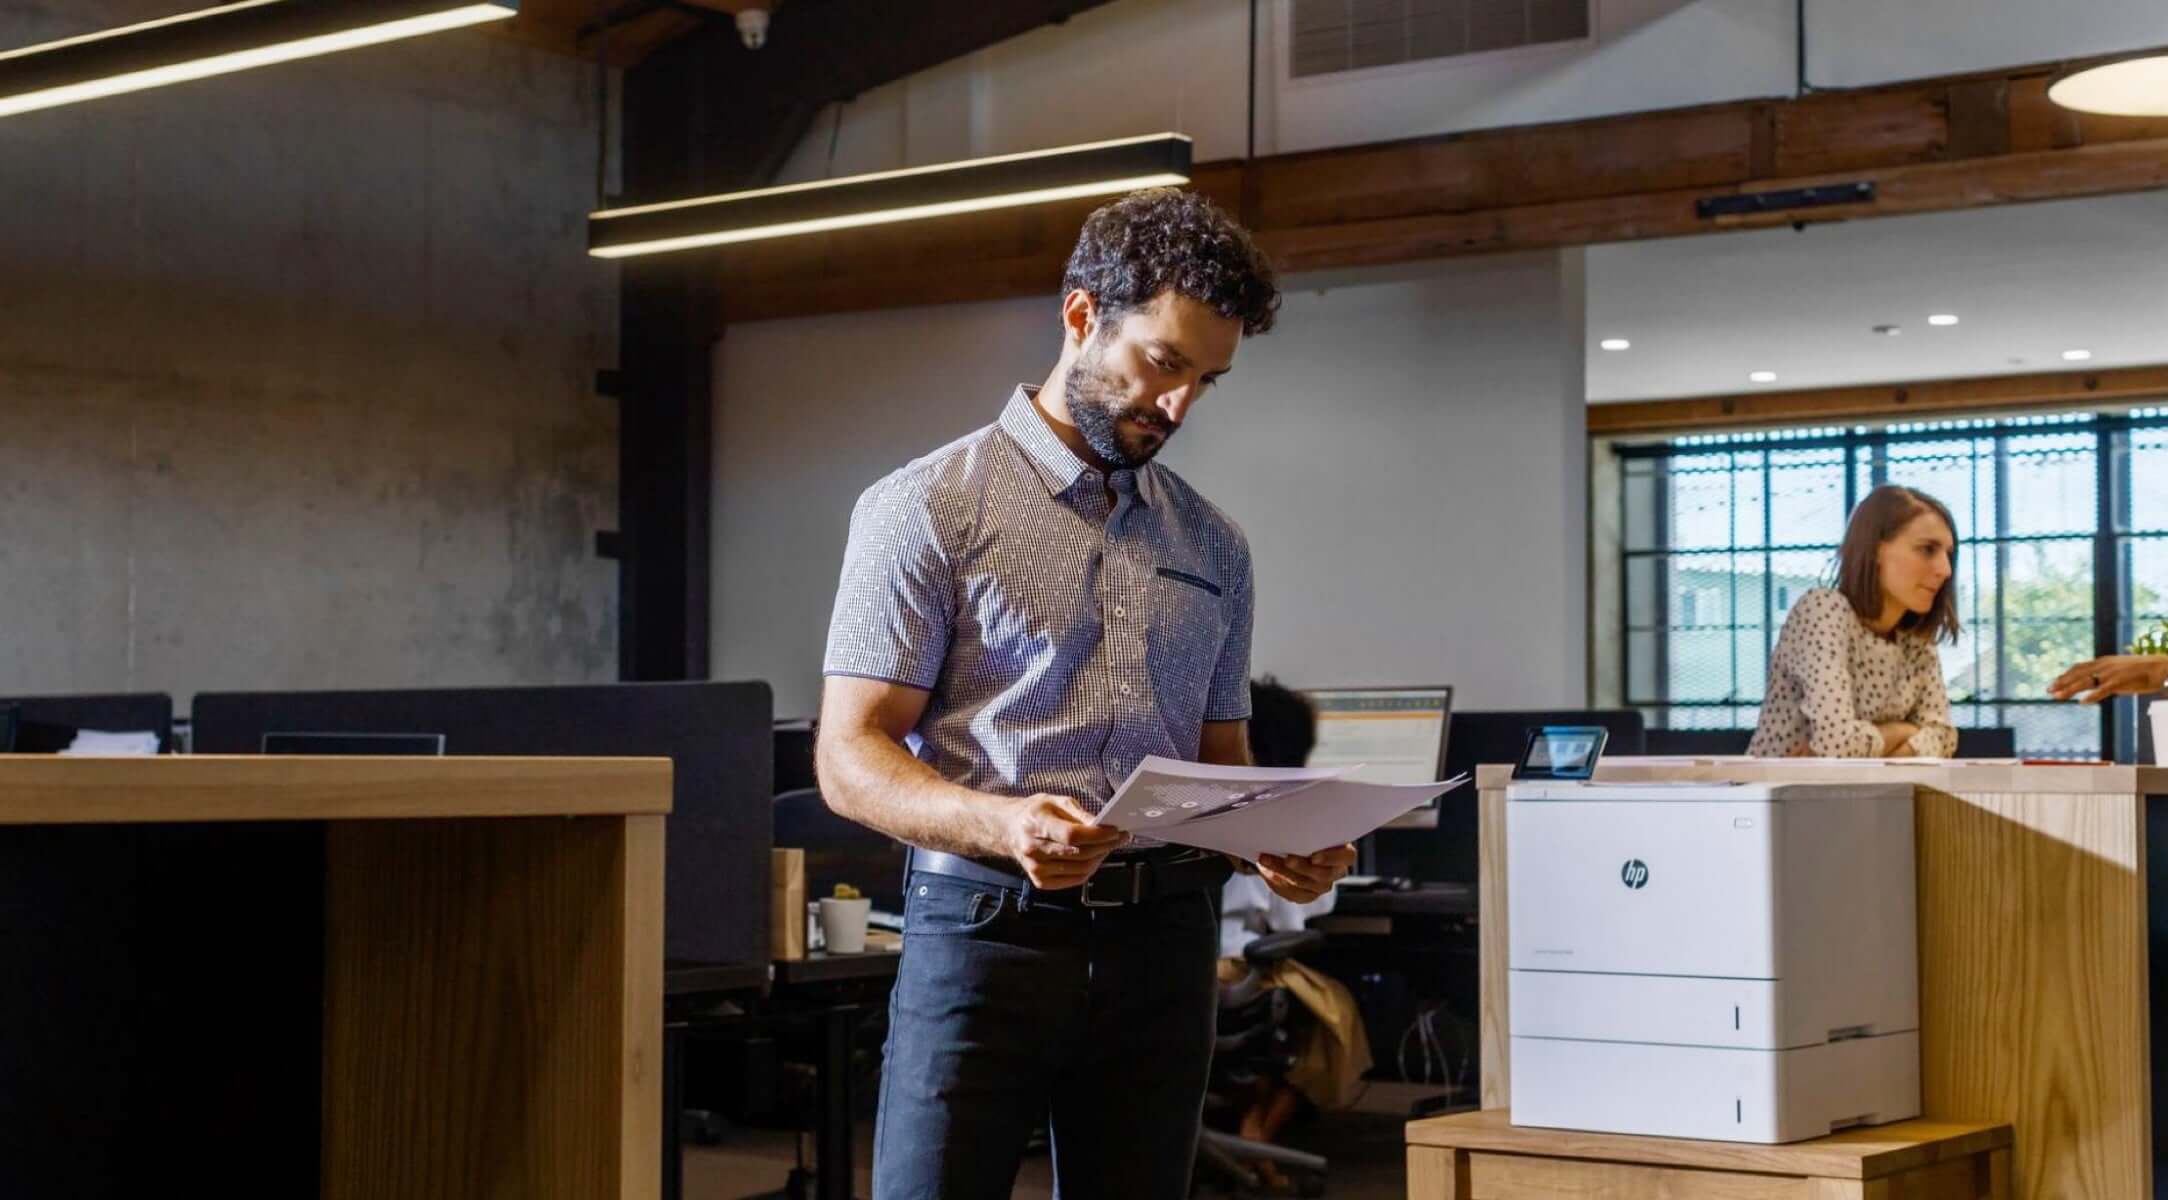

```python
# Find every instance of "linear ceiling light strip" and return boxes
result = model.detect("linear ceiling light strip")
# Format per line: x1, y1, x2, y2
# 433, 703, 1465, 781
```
588, 132, 1193, 259
0, 0, 518, 120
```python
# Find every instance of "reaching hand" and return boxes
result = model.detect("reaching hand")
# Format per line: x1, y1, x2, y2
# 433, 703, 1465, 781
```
1256, 844, 1357, 904
1000, 793, 1130, 889
2049, 655, 2168, 704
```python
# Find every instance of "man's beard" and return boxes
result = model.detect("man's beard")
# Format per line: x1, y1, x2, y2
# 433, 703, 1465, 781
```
1069, 345, 1174, 469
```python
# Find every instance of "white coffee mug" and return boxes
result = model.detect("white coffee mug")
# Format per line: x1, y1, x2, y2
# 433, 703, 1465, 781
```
2149, 698, 2168, 765
818, 896, 872, 955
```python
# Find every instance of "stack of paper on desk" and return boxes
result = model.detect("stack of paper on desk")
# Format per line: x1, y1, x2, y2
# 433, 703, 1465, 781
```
59, 729, 161, 757
1094, 756, 1468, 860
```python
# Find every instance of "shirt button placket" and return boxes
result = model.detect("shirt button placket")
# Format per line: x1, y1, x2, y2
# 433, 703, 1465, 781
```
1105, 523, 1141, 784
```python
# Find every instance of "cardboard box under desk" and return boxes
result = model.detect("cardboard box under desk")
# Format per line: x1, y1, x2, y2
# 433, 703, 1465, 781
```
772, 847, 806, 961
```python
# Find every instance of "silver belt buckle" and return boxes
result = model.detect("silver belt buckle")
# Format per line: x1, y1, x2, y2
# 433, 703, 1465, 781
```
1080, 862, 1143, 908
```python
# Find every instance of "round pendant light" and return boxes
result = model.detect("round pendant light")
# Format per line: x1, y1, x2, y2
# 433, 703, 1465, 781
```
2049, 54, 2168, 117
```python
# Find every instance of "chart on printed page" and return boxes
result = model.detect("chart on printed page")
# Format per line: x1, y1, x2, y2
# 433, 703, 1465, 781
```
1096, 757, 1467, 860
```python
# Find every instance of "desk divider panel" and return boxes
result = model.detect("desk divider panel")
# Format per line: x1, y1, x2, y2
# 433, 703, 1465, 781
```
192, 681, 772, 967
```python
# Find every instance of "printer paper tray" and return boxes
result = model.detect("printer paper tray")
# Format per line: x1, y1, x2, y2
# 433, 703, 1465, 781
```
1513, 970, 1785, 1048
1510, 1032, 1921, 1144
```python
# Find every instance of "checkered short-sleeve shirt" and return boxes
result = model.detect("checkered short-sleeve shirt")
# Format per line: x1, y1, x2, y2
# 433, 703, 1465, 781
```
823, 386, 1254, 813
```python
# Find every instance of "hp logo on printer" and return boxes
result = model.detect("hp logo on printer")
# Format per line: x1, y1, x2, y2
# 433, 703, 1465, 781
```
1620, 859, 1650, 889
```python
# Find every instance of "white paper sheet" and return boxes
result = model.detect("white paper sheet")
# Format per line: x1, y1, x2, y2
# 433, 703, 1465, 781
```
1094, 755, 1470, 860
58, 729, 160, 757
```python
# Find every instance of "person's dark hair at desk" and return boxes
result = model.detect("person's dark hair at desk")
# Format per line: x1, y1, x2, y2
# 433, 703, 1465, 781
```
814, 188, 1353, 1200
1247, 677, 1316, 769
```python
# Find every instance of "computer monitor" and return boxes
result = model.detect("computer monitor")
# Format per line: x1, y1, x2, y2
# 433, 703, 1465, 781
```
262, 732, 446, 756
1302, 686, 1453, 830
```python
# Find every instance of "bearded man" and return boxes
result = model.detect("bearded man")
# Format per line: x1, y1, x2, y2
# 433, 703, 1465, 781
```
815, 187, 1356, 1200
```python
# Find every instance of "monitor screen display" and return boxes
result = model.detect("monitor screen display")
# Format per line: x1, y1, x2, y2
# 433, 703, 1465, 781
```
1303, 687, 1451, 785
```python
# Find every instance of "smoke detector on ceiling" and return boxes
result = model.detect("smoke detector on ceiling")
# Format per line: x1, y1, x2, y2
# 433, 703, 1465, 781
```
736, 7, 768, 50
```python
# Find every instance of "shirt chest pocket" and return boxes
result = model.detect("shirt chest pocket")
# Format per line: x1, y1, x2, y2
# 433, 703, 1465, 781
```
1147, 566, 1230, 697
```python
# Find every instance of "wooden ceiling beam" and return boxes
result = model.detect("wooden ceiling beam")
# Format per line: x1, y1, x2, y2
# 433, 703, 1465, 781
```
491, 0, 707, 65
1587, 364, 2168, 438
707, 56, 2168, 325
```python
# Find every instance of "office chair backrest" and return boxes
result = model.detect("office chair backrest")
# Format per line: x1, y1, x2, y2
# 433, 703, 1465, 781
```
774, 723, 818, 795
1642, 725, 2017, 758
774, 787, 909, 914
1642, 727, 1754, 756
1953, 727, 2017, 758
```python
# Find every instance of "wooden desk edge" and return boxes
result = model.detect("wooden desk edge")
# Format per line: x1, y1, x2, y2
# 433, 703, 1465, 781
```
1477, 759, 2168, 796
1405, 1112, 2014, 1180
0, 755, 674, 823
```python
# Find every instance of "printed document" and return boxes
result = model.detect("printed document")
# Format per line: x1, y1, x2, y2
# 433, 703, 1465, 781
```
1094, 756, 1469, 860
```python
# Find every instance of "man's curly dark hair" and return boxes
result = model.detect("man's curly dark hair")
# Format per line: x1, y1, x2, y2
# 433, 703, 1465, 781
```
1061, 188, 1280, 336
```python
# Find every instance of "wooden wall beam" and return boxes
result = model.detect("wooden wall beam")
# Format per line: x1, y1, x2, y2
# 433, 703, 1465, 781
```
1587, 364, 2168, 438
711, 57, 2168, 326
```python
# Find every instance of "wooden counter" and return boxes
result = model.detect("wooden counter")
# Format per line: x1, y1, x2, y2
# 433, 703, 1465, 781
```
1475, 758, 2163, 1200
1408, 1108, 2013, 1199
0, 755, 670, 1200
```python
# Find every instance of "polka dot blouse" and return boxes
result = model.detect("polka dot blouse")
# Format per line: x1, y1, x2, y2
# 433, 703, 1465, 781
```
1747, 587, 1957, 758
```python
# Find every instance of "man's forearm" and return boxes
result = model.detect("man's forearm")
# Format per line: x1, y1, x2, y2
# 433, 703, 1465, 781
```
817, 726, 1016, 858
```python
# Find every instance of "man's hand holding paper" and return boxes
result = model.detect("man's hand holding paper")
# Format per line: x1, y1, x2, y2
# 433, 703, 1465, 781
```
1256, 845, 1359, 903
1094, 755, 1468, 865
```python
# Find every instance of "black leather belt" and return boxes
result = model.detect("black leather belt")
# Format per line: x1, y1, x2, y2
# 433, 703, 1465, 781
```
910, 847, 1231, 910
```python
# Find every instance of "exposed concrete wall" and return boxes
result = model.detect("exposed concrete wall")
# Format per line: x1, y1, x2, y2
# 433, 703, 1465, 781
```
0, 3, 619, 706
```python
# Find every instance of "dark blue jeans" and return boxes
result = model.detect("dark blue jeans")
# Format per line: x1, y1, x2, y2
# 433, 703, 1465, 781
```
873, 868, 1222, 1200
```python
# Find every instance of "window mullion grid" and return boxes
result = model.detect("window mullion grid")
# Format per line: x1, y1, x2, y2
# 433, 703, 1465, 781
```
1992, 431, 2010, 731
1762, 447, 1775, 728
2098, 423, 2125, 759
1729, 453, 1742, 715
1654, 463, 1673, 718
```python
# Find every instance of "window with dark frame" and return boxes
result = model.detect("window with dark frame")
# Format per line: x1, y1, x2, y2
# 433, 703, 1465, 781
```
1617, 407, 2168, 760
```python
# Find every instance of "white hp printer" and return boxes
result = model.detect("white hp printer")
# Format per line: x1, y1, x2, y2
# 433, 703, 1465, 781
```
1506, 780, 1919, 1143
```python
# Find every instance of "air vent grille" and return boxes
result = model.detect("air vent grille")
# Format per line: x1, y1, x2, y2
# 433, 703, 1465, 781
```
1291, 0, 1591, 78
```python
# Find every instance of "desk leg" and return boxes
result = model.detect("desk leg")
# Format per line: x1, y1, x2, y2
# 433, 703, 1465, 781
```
818, 1005, 860, 1200
1405, 1146, 1466, 1199
664, 1021, 686, 1200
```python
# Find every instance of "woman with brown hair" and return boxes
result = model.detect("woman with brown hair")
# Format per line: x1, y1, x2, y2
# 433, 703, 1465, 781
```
1748, 485, 1961, 758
